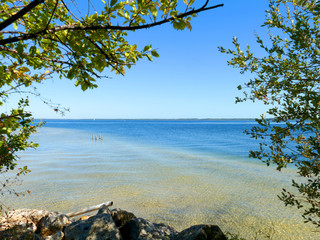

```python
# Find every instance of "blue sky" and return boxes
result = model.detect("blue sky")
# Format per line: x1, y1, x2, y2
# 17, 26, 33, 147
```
9, 0, 271, 119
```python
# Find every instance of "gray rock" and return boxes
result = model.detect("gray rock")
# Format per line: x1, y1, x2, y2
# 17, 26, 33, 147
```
44, 231, 64, 240
0, 209, 50, 232
64, 205, 121, 240
0, 209, 50, 240
36, 212, 71, 238
172, 225, 227, 240
0, 225, 42, 240
111, 208, 136, 228
120, 218, 178, 240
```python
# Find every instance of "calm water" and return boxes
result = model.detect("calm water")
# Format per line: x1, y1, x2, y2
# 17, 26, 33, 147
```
2, 120, 317, 239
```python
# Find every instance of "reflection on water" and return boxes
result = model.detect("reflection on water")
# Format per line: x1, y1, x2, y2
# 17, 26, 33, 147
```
2, 125, 317, 239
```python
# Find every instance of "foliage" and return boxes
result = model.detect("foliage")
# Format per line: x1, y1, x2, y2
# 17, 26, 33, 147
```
0, 98, 40, 169
0, 0, 223, 206
219, 0, 320, 226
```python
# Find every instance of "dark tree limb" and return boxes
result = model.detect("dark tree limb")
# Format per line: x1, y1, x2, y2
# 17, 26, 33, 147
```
0, 0, 45, 31
0, 3, 224, 46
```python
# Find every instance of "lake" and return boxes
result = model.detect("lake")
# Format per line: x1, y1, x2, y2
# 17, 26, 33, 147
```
2, 120, 317, 239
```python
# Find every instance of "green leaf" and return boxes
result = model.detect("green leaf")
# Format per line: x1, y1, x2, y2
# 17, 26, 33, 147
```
143, 45, 152, 52
173, 20, 186, 30
124, 11, 130, 20
113, 2, 124, 10
19, 67, 30, 72
186, 21, 192, 31
117, 10, 125, 17
146, 54, 153, 61
150, 6, 158, 19
13, 22, 18, 30
189, 0, 195, 6
151, 50, 159, 57
41, 39, 51, 44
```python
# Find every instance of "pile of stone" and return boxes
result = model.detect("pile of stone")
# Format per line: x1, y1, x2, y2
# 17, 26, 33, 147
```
0, 206, 227, 240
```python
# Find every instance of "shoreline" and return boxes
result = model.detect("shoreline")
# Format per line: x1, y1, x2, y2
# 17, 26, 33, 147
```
0, 205, 227, 240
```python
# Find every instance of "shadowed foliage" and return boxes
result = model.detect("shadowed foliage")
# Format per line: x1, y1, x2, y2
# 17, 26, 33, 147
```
220, 0, 320, 227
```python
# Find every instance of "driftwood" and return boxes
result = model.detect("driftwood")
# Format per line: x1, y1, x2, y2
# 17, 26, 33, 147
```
66, 201, 113, 218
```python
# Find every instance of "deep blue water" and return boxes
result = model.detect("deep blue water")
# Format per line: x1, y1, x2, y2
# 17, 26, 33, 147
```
38, 119, 259, 158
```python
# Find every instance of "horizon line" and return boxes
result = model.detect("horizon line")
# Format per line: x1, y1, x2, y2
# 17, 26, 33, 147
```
34, 118, 258, 120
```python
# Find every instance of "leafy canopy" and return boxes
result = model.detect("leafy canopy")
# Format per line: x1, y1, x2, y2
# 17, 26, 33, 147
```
219, 0, 320, 226
0, 0, 223, 199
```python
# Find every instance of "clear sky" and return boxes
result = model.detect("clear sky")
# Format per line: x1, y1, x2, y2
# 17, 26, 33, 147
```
8, 0, 272, 119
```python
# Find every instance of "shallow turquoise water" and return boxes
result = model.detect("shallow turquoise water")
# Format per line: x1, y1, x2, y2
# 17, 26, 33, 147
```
2, 120, 317, 239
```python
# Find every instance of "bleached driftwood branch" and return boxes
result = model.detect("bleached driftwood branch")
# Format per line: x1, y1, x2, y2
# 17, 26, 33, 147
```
66, 201, 113, 217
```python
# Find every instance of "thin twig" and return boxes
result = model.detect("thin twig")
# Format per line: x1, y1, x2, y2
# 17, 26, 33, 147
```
45, 0, 59, 30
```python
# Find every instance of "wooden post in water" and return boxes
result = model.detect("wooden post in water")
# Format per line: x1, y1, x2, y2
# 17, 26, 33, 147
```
66, 201, 113, 217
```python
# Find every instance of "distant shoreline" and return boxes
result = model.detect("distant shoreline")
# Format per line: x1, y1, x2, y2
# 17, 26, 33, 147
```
35, 118, 258, 121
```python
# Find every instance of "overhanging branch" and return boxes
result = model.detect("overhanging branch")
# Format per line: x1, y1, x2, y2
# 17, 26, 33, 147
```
0, 3, 224, 46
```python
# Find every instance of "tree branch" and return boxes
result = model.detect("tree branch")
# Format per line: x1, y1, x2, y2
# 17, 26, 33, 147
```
0, 46, 70, 65
0, 113, 23, 121
1, 31, 28, 35
0, 0, 45, 31
61, 0, 81, 22
0, 46, 110, 80
0, 3, 224, 46
45, 0, 59, 30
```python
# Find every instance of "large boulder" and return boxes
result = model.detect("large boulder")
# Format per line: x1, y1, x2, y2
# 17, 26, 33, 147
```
36, 212, 71, 238
0, 225, 41, 240
64, 205, 121, 240
43, 231, 64, 240
0, 209, 51, 240
111, 208, 136, 228
172, 224, 227, 240
120, 218, 178, 240
0, 209, 51, 231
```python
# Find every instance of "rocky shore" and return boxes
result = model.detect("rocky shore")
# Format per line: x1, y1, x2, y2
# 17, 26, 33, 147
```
0, 205, 227, 240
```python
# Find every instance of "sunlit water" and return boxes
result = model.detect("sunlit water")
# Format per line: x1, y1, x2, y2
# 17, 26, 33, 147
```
2, 120, 317, 239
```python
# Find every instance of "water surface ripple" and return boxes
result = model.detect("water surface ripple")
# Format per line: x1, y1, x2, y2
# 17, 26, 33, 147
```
3, 120, 317, 239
